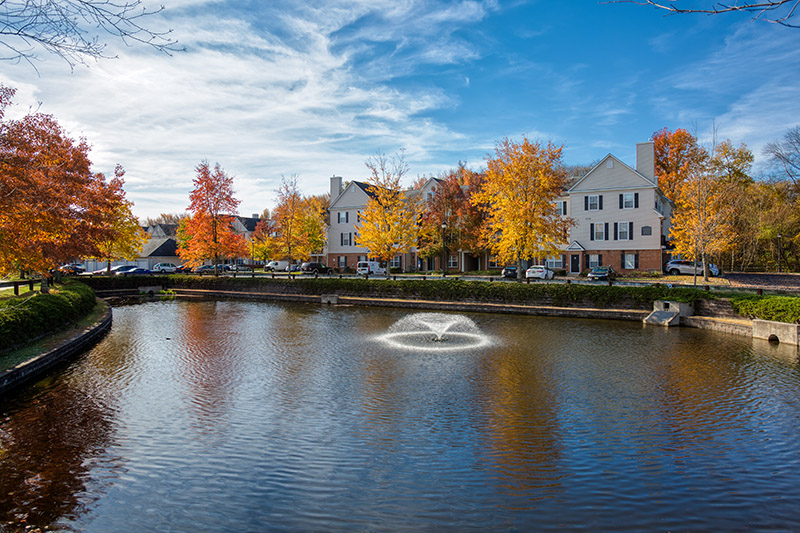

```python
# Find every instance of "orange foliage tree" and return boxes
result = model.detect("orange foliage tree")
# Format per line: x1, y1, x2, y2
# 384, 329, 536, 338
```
652, 127, 707, 202
473, 137, 573, 277
177, 161, 247, 272
0, 85, 140, 290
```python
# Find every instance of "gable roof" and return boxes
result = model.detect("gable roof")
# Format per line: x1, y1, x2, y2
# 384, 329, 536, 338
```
141, 237, 178, 257
567, 154, 657, 193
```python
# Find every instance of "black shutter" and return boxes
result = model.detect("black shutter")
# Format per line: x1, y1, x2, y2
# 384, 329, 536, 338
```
590, 223, 595, 241
604, 223, 609, 240
585, 196, 589, 210
634, 193, 639, 208
619, 194, 623, 209
561, 254, 566, 268
599, 195, 603, 210
628, 222, 634, 240
346, 211, 349, 223
635, 254, 639, 269
614, 222, 618, 240
621, 252, 625, 268
340, 233, 343, 246
598, 254, 603, 266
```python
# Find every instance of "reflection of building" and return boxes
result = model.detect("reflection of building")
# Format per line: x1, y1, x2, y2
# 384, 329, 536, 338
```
325, 142, 673, 274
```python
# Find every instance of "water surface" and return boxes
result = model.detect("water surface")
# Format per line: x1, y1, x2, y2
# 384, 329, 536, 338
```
1, 300, 799, 531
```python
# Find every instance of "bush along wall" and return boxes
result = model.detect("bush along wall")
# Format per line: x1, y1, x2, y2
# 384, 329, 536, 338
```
731, 295, 800, 324
0, 281, 97, 353
81, 275, 712, 310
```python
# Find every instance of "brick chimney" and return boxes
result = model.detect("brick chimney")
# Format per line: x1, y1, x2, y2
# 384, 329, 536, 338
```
636, 142, 656, 184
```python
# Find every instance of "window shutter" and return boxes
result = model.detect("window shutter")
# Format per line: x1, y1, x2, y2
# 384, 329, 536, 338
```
614, 222, 618, 240
634, 193, 639, 208
599, 195, 603, 210
604, 223, 609, 240
561, 254, 566, 267
340, 233, 343, 246
621, 252, 625, 267
598, 254, 603, 266
590, 223, 595, 241
628, 222, 634, 240
619, 194, 623, 209
345, 212, 349, 223
349, 232, 352, 246
635, 254, 639, 269
585, 196, 589, 210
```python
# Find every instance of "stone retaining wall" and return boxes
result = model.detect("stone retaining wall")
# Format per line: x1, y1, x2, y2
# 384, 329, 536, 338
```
0, 301, 112, 398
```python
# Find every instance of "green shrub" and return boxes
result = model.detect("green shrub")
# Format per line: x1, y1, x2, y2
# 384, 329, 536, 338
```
731, 295, 800, 324
0, 281, 96, 352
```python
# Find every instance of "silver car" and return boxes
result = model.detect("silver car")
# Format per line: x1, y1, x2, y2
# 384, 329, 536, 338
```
664, 260, 720, 276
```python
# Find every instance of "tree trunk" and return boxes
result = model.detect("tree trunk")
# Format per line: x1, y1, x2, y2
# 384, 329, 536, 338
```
40, 274, 50, 294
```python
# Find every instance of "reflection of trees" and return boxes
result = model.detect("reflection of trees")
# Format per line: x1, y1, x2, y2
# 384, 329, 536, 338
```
0, 375, 116, 529
479, 347, 564, 499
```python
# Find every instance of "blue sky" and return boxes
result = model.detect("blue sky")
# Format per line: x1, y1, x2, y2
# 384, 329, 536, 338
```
2, 0, 799, 220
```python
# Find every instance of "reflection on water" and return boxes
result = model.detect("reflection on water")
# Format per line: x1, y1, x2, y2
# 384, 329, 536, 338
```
1, 300, 800, 531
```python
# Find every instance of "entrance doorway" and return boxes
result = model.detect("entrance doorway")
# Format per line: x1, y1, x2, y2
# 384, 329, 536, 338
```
570, 254, 581, 274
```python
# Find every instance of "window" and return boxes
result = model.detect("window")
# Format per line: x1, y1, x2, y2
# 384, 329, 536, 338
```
338, 256, 347, 267
358, 255, 368, 262
488, 258, 498, 268
590, 222, 608, 241
586, 194, 603, 211
546, 255, 564, 269
390, 256, 401, 268
448, 255, 458, 268
555, 200, 567, 215
623, 253, 639, 270
615, 222, 633, 241
341, 232, 352, 246
337, 211, 349, 223
655, 197, 663, 214
607, 159, 614, 169
588, 254, 602, 268
620, 192, 638, 209
641, 226, 652, 236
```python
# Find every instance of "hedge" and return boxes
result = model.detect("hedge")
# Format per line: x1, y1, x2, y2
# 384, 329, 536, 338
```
81, 275, 712, 309
731, 295, 800, 324
0, 281, 97, 352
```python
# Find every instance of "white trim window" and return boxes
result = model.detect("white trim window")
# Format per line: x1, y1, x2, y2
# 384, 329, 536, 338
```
448, 255, 458, 268
623, 253, 639, 270
616, 222, 632, 241
337, 211, 349, 223
588, 254, 602, 268
546, 255, 564, 269
390, 256, 401, 268
555, 200, 567, 216
586, 194, 602, 211
338, 256, 347, 267
620, 192, 638, 209
590, 222, 607, 241
341, 232, 352, 246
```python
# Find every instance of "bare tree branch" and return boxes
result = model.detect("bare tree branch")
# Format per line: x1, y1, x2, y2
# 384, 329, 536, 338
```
604, 0, 800, 28
0, 0, 184, 70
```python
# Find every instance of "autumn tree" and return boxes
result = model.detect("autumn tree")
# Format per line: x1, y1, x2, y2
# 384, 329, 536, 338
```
669, 168, 735, 281
764, 125, 800, 190
270, 174, 308, 265
91, 165, 147, 274
177, 161, 247, 273
143, 213, 187, 227
653, 127, 707, 202
473, 137, 573, 278
0, 0, 182, 68
357, 152, 419, 265
1, 85, 139, 291
301, 193, 329, 259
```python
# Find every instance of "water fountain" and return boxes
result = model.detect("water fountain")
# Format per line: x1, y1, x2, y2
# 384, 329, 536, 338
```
376, 312, 493, 351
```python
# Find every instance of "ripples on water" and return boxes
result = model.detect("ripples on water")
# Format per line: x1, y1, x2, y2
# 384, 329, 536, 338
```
1, 300, 800, 531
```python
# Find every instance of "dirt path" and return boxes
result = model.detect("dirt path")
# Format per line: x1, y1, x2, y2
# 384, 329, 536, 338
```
724, 273, 800, 291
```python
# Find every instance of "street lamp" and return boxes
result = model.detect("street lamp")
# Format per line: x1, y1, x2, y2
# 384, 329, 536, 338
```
778, 233, 783, 273
441, 221, 447, 278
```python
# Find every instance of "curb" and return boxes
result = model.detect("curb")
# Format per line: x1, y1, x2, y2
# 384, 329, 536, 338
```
0, 300, 112, 398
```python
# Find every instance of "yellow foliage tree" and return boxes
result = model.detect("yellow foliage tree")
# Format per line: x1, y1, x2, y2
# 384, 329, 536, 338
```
473, 137, 573, 277
669, 169, 735, 281
357, 152, 420, 265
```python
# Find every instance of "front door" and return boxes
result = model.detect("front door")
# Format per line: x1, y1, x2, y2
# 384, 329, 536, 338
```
570, 254, 580, 274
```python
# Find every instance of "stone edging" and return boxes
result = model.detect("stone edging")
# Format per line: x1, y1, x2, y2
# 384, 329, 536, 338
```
0, 300, 112, 398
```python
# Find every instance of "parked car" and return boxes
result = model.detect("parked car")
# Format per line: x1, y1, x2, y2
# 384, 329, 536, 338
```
174, 264, 192, 273
58, 264, 82, 275
265, 260, 289, 272
93, 265, 137, 275
286, 264, 300, 272
664, 260, 720, 277
357, 261, 386, 276
587, 266, 616, 281
501, 266, 518, 279
194, 265, 218, 274
117, 267, 151, 276
300, 262, 330, 274
228, 264, 252, 272
525, 265, 555, 280
152, 262, 178, 273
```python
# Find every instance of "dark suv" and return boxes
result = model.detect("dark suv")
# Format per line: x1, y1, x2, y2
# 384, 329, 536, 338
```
300, 262, 331, 274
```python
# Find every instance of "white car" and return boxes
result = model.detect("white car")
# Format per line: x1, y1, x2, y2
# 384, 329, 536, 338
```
152, 262, 178, 273
525, 265, 555, 279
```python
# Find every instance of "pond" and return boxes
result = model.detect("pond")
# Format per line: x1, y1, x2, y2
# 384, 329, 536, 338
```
1, 300, 800, 531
